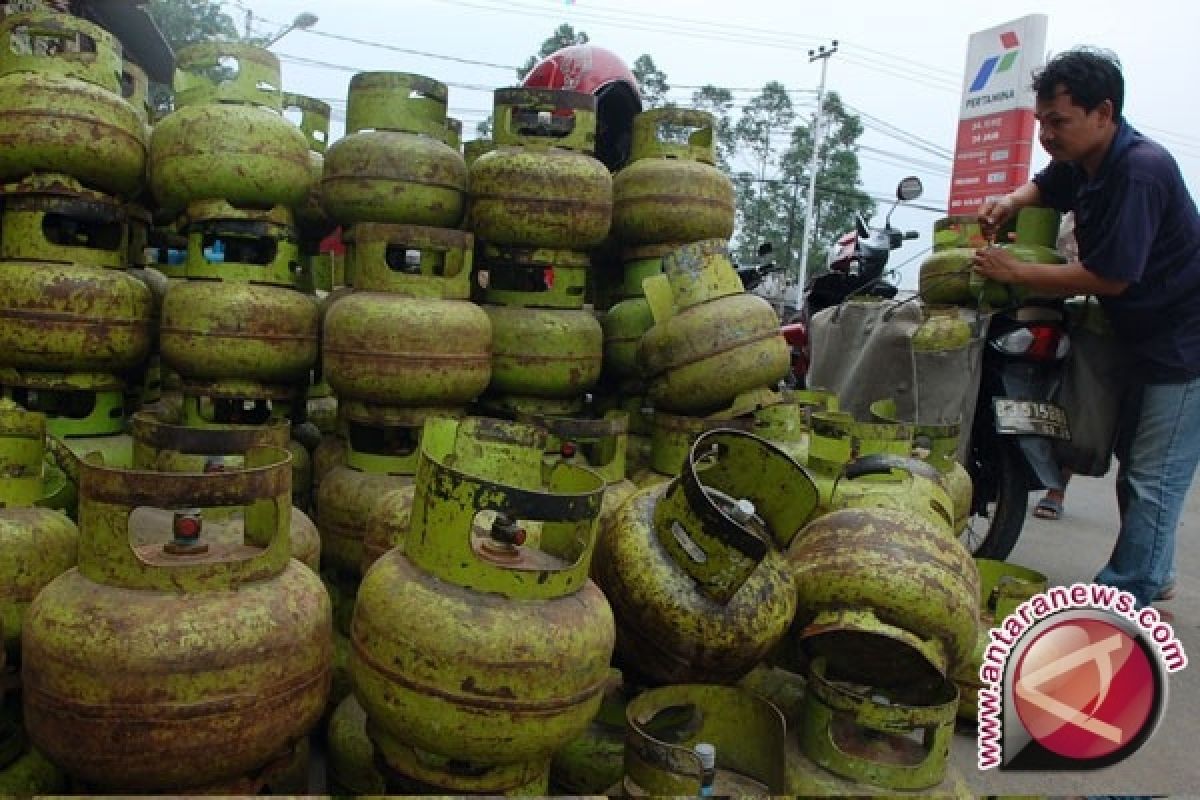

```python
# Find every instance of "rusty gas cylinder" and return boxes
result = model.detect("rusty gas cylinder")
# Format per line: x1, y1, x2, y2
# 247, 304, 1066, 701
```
595, 429, 817, 684
149, 43, 312, 213
612, 108, 735, 245
0, 180, 152, 375
0, 11, 146, 196
21, 447, 331, 792
159, 203, 319, 386
920, 209, 1064, 306
0, 402, 78, 665
786, 506, 980, 688
485, 303, 603, 406
639, 240, 790, 414
322, 224, 491, 407
468, 88, 612, 250
350, 416, 613, 785
620, 684, 787, 796
321, 72, 467, 228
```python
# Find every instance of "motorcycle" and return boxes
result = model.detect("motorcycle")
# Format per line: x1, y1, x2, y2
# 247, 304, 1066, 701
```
962, 281, 1072, 560
735, 241, 783, 293
786, 176, 924, 386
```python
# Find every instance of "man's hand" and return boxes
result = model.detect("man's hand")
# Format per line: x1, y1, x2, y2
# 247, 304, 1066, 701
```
972, 245, 1025, 283
978, 195, 1016, 242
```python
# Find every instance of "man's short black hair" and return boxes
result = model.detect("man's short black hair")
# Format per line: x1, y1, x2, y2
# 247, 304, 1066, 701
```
1032, 47, 1124, 117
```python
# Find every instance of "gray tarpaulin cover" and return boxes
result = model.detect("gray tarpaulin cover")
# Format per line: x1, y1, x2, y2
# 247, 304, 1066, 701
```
807, 298, 986, 462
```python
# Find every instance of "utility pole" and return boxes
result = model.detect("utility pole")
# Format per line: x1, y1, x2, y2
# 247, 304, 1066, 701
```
796, 40, 838, 303
244, 9, 254, 39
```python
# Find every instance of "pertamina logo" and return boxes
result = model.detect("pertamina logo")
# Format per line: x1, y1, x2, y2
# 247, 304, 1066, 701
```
970, 31, 1020, 92
964, 31, 1022, 110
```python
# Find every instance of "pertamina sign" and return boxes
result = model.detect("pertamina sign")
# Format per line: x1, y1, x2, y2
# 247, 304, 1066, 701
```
948, 15, 1048, 214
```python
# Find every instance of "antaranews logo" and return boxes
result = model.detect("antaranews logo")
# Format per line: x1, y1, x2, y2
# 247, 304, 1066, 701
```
969, 31, 1021, 92
978, 583, 1187, 771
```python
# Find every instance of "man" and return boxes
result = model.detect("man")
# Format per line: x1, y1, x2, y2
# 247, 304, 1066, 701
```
974, 47, 1200, 608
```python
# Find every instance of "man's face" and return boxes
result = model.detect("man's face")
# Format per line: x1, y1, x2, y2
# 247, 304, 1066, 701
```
1034, 85, 1114, 163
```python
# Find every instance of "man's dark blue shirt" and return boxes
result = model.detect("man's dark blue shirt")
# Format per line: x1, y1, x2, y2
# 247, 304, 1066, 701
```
1033, 119, 1200, 382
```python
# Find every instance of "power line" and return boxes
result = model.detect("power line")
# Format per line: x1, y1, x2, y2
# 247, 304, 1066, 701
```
427, 0, 963, 93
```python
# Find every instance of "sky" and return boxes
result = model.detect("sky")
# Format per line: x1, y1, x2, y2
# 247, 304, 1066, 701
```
227, 0, 1200, 288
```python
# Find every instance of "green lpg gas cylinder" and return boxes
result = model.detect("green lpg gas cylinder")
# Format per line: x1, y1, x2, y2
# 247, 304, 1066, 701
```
788, 657, 964, 793
321, 72, 467, 227
21, 448, 332, 792
619, 684, 788, 796
350, 417, 613, 783
0, 12, 146, 196
323, 224, 491, 407
920, 209, 1063, 306
159, 204, 319, 386
595, 429, 817, 684
469, 88, 612, 250
486, 304, 603, 404
149, 43, 312, 213
786, 506, 980, 688
0, 402, 78, 664
640, 240, 790, 414
613, 108, 735, 245
0, 182, 152, 373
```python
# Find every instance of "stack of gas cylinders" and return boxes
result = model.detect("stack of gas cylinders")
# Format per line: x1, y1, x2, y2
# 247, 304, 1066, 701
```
0, 10, 146, 791
0, 10, 154, 475
0, 23, 1020, 791
317, 72, 488, 706
2, 18, 334, 792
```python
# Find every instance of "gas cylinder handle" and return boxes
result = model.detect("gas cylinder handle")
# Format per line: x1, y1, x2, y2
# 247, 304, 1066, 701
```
630, 107, 716, 164
492, 87, 597, 153
75, 446, 293, 591
405, 419, 607, 601
282, 92, 332, 154
655, 428, 818, 602
0, 12, 123, 93
343, 223, 473, 297
174, 42, 284, 111
345, 72, 448, 137
842, 453, 944, 484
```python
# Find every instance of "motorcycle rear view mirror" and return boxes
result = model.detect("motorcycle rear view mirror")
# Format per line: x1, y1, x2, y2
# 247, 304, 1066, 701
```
896, 176, 923, 201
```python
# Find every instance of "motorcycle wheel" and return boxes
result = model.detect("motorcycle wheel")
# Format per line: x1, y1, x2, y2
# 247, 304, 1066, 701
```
963, 436, 1028, 559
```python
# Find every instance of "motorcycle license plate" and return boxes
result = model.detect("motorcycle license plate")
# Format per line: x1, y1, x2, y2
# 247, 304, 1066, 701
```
993, 398, 1070, 439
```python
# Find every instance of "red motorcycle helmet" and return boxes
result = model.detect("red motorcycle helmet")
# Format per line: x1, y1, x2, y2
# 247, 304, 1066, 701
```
522, 44, 642, 171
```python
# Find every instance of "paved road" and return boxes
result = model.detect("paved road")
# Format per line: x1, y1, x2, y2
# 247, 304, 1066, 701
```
950, 469, 1200, 795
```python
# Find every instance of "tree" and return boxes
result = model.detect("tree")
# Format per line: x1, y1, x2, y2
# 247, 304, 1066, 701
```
631, 55, 670, 109
711, 83, 872, 281
730, 82, 795, 264
516, 23, 588, 82
689, 85, 737, 168
778, 92, 873, 277
145, 0, 238, 51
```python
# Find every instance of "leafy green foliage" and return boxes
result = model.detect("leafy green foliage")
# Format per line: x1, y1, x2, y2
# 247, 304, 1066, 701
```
144, 0, 238, 51
516, 23, 588, 82
631, 54, 670, 109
